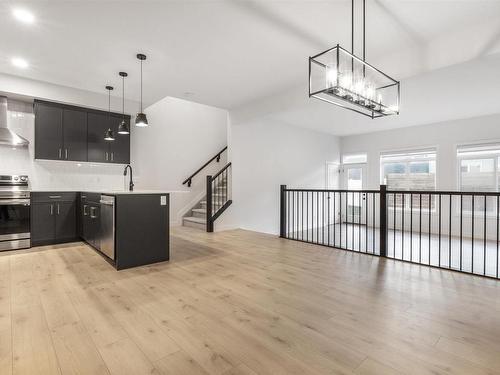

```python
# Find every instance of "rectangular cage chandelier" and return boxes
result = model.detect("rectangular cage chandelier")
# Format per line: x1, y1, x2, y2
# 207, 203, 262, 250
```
308, 0, 400, 119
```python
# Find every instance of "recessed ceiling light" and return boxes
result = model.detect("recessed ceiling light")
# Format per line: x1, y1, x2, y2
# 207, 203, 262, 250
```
11, 57, 29, 69
12, 8, 35, 24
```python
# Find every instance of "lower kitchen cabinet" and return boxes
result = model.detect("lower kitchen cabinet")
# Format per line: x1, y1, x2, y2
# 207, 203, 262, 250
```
31, 193, 77, 246
31, 202, 57, 244
55, 201, 77, 242
79, 193, 101, 250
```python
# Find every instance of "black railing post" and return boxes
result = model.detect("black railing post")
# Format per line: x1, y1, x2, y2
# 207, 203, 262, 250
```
280, 185, 287, 238
206, 175, 214, 232
380, 184, 387, 257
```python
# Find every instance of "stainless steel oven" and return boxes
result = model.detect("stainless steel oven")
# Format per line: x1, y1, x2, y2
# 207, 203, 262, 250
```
0, 175, 30, 251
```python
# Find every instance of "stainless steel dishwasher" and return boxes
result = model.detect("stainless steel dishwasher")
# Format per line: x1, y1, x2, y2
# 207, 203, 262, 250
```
99, 195, 115, 260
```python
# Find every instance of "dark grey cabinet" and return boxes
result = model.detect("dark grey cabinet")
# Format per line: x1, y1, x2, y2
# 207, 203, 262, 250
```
87, 112, 110, 163
110, 117, 130, 164
34, 103, 63, 160
31, 193, 77, 246
35, 100, 130, 164
79, 193, 101, 250
55, 201, 77, 241
31, 202, 56, 244
87, 113, 130, 164
63, 108, 87, 161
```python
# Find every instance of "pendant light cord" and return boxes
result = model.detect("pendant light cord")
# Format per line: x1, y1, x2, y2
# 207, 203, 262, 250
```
140, 59, 143, 112
108, 88, 110, 118
122, 75, 125, 119
351, 0, 354, 73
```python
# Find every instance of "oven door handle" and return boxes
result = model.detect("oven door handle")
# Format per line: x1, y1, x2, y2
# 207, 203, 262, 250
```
1, 199, 31, 206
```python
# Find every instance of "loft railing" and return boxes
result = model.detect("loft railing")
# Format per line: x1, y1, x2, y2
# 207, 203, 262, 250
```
182, 146, 227, 187
280, 184, 500, 280
206, 162, 232, 232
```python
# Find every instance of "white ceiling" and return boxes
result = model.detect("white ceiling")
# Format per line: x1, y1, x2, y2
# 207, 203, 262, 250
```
1, 0, 500, 112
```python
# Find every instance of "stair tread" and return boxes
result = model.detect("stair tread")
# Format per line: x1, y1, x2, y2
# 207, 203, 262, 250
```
183, 216, 206, 224
192, 208, 206, 213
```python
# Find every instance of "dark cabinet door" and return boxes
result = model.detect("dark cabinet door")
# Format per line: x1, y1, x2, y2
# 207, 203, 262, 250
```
87, 112, 110, 163
110, 116, 130, 164
31, 203, 55, 244
55, 201, 77, 241
63, 108, 87, 161
35, 103, 63, 160
89, 204, 101, 250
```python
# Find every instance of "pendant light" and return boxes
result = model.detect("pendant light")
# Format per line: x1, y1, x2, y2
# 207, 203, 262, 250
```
104, 85, 115, 141
118, 71, 130, 135
308, 0, 400, 118
135, 53, 148, 127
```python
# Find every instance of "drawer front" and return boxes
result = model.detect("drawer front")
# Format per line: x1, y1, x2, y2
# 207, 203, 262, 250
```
31, 192, 78, 203
80, 192, 101, 204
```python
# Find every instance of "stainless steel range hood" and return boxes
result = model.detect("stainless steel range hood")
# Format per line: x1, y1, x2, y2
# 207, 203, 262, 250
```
0, 96, 29, 147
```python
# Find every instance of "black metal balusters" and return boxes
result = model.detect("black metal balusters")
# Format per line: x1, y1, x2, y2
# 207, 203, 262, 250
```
206, 163, 232, 233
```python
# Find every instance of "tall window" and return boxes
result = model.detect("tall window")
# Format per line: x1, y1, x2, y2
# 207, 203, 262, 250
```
458, 143, 500, 212
380, 149, 437, 191
380, 149, 437, 209
458, 143, 500, 192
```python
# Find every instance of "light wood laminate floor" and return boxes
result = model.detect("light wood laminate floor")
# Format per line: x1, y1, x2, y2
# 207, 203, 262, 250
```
2, 226, 500, 374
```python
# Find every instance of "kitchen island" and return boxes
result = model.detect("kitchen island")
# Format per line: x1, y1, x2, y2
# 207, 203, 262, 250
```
31, 190, 171, 270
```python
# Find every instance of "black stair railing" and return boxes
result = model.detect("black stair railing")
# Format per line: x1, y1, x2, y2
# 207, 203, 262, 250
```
206, 162, 232, 232
280, 184, 500, 280
182, 146, 227, 187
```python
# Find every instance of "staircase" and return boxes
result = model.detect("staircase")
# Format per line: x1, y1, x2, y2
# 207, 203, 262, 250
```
181, 146, 232, 232
183, 177, 227, 230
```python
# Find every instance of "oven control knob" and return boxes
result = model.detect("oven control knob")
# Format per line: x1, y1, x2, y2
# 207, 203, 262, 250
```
20, 176, 27, 181
13, 176, 19, 181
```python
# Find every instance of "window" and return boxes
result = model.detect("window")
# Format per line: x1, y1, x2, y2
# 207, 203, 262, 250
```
380, 149, 436, 191
381, 149, 437, 209
342, 153, 367, 164
458, 143, 500, 192
457, 143, 500, 213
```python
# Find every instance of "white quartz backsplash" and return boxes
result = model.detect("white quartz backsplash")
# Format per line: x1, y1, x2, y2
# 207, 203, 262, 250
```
0, 103, 128, 191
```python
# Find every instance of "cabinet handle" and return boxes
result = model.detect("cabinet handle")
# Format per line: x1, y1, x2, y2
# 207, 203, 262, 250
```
105, 152, 108, 161
50, 204, 53, 215
83, 204, 88, 216
57, 203, 60, 215
49, 195, 62, 199
58, 149, 62, 159
111, 152, 114, 161
65, 149, 68, 159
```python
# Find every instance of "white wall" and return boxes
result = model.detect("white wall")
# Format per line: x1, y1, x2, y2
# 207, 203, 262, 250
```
341, 113, 500, 190
0, 73, 139, 114
131, 96, 228, 225
219, 117, 340, 235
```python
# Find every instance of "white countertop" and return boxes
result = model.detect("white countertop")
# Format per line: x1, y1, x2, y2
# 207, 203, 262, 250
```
31, 189, 189, 195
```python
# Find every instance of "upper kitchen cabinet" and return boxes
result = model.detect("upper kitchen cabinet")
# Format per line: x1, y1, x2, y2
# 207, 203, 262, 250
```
62, 107, 88, 161
110, 116, 130, 164
34, 100, 130, 164
87, 111, 111, 163
35, 100, 87, 161
88, 112, 130, 164
34, 101, 63, 160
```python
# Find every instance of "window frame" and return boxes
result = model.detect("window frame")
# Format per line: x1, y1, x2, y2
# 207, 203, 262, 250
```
457, 145, 500, 193
456, 143, 500, 216
379, 147, 438, 212
342, 152, 368, 165
379, 148, 437, 191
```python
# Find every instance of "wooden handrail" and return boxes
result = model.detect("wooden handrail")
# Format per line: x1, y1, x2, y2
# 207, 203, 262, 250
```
182, 146, 227, 187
